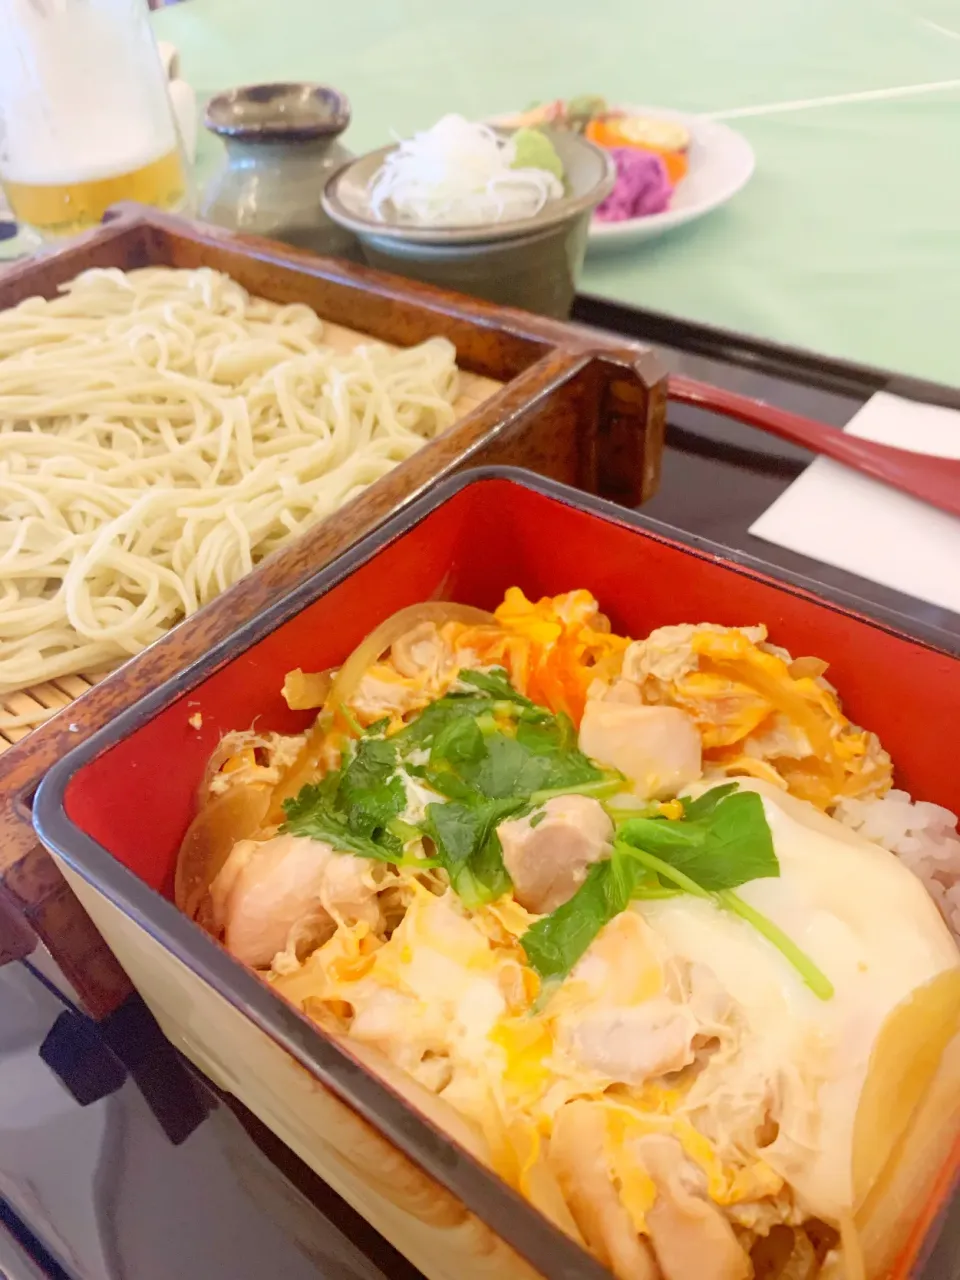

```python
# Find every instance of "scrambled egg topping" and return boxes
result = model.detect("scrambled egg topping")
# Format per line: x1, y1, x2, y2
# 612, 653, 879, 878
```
270, 880, 786, 1231
325, 594, 890, 812
347, 589, 627, 729
618, 623, 892, 810
197, 590, 933, 1280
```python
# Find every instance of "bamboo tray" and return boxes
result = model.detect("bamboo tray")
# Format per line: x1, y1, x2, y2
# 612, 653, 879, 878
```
0, 204, 666, 1013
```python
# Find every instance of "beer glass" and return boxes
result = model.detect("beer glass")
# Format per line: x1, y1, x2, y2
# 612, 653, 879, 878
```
0, 0, 189, 240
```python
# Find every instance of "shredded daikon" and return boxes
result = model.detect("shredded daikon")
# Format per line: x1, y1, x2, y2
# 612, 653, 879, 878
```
367, 114, 564, 228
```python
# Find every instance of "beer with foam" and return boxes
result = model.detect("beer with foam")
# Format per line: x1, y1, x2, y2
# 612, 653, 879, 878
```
0, 0, 189, 239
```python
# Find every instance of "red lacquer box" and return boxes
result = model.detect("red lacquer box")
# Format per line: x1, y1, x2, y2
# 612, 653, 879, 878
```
33, 469, 960, 1280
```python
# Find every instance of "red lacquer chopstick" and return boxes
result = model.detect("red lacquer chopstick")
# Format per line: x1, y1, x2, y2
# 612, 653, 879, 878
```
668, 375, 960, 520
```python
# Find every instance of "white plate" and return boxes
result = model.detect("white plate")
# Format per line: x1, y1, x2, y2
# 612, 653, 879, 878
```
585, 104, 754, 247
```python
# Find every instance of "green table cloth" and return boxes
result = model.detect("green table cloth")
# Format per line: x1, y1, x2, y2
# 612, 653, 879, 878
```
14, 0, 960, 384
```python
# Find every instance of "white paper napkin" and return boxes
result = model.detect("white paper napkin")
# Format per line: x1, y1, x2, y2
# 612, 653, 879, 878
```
749, 392, 960, 615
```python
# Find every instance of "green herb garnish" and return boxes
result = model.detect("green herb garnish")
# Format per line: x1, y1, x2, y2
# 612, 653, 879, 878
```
457, 667, 539, 706
282, 667, 604, 892
284, 666, 833, 1003
338, 735, 406, 840
424, 797, 522, 908
520, 849, 646, 981
521, 783, 834, 1000
616, 785, 779, 891
283, 782, 406, 862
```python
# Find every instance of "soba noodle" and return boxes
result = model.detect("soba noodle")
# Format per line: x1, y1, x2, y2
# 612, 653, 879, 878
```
0, 266, 460, 703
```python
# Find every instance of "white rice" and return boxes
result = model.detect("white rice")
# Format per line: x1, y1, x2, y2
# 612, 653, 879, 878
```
834, 790, 960, 937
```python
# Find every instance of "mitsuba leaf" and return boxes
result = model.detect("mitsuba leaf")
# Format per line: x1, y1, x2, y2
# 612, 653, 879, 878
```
522, 784, 780, 983
466, 733, 553, 799
516, 711, 579, 756
514, 714, 602, 790
679, 782, 738, 821
430, 714, 486, 768
424, 801, 478, 867
457, 667, 537, 707
337, 736, 405, 839
419, 759, 480, 803
424, 798, 519, 907
393, 695, 479, 749
282, 784, 402, 861
462, 829, 513, 907
521, 850, 644, 981
618, 784, 778, 891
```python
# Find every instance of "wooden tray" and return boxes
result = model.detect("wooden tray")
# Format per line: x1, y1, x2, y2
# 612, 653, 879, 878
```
0, 204, 666, 1016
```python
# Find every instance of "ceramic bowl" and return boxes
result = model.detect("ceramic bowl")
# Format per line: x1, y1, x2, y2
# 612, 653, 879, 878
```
357, 213, 592, 319
320, 128, 614, 317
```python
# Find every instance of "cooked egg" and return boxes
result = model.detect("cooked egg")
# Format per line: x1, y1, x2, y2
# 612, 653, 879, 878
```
215, 591, 960, 1280
636, 779, 960, 1219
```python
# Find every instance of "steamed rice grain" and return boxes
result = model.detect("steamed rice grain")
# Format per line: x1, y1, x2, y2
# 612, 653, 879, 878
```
835, 790, 960, 936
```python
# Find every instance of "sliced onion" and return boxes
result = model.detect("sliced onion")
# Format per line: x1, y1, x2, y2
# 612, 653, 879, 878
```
174, 784, 271, 921
851, 971, 960, 1278
282, 667, 334, 711
262, 602, 498, 827
186, 604, 499, 908
788, 656, 830, 682
324, 601, 497, 715
853, 970, 960, 1207
197, 736, 248, 807
264, 717, 329, 827
196, 731, 279, 808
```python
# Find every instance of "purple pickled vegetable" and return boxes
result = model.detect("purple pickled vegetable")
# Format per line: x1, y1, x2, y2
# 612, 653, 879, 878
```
595, 147, 672, 222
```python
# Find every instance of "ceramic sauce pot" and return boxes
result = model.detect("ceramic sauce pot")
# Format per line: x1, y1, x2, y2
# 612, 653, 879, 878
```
202, 83, 358, 259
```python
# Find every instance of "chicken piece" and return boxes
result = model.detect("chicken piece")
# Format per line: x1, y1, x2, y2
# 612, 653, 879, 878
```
498, 795, 613, 914
564, 998, 699, 1084
348, 987, 449, 1073
579, 700, 702, 800
210, 833, 379, 968
551, 1101, 660, 1280
636, 1135, 752, 1280
390, 621, 457, 683
569, 911, 664, 1007
351, 667, 426, 723
603, 678, 644, 705
321, 852, 381, 927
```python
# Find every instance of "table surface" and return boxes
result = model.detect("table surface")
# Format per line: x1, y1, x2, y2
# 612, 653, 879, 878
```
146, 0, 960, 387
